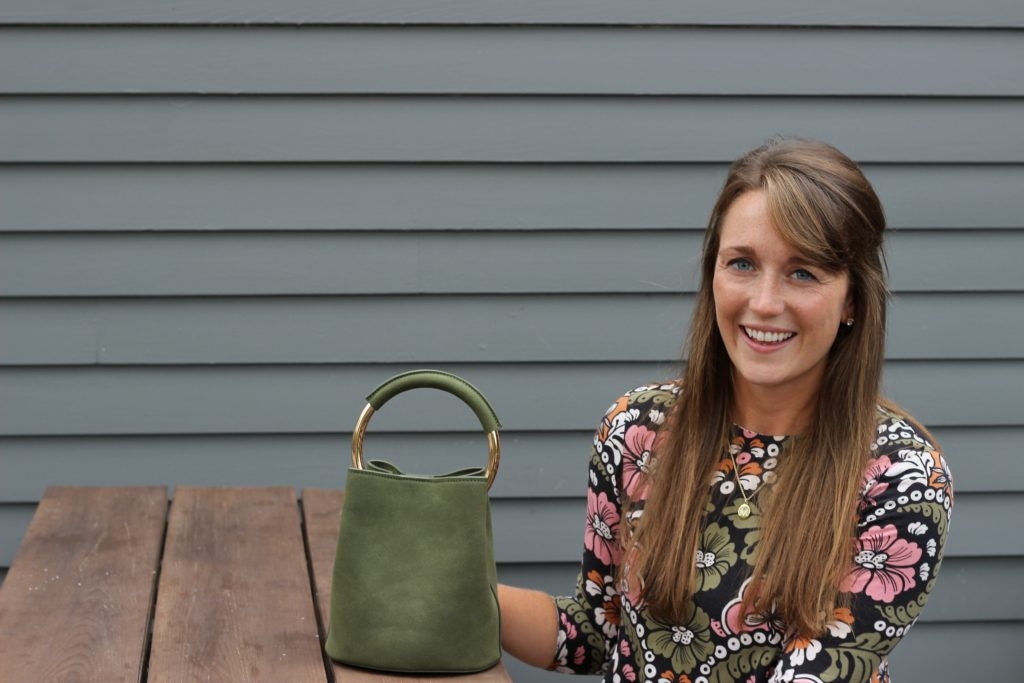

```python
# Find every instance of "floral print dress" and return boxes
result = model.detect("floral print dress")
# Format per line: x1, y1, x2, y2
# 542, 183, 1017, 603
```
552, 384, 953, 683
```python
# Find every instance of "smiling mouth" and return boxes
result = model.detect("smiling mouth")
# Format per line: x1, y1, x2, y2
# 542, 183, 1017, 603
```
743, 326, 795, 344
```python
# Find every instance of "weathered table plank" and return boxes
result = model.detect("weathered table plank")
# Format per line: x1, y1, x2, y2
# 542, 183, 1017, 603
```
0, 486, 167, 683
148, 487, 327, 683
301, 488, 512, 683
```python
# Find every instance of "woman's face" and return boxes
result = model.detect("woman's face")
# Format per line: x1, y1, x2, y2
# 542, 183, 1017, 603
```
712, 191, 853, 407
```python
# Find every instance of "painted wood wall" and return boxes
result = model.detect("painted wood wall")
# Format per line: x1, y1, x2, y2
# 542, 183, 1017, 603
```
1, 3, 1021, 681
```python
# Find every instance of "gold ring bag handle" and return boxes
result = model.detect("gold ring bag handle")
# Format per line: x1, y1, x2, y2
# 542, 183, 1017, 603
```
351, 369, 502, 489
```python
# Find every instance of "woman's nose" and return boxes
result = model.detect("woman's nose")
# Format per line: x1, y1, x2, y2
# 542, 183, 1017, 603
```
749, 277, 785, 316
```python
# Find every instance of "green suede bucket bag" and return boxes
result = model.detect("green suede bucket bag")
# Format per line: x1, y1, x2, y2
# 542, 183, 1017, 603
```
324, 370, 502, 674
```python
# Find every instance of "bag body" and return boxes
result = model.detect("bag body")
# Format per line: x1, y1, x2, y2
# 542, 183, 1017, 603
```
324, 370, 502, 673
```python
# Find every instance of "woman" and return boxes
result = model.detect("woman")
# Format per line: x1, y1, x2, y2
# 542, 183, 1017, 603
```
498, 138, 953, 683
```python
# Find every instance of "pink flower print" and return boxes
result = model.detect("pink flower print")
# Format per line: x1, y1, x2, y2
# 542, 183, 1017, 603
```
623, 425, 656, 498
619, 638, 632, 658
560, 611, 578, 640
859, 455, 892, 510
622, 663, 638, 682
711, 618, 727, 637
586, 490, 620, 565
735, 451, 752, 466
842, 524, 922, 603
722, 578, 781, 635
573, 645, 586, 666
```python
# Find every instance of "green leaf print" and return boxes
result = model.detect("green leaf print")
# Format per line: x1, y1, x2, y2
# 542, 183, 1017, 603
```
716, 498, 763, 565
727, 500, 762, 530
876, 577, 936, 626
822, 632, 893, 683
709, 646, 777, 683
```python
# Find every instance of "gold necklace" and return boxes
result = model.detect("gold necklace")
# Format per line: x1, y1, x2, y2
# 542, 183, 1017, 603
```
728, 451, 762, 519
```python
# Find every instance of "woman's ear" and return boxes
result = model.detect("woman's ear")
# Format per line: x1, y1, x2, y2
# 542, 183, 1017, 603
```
843, 291, 855, 323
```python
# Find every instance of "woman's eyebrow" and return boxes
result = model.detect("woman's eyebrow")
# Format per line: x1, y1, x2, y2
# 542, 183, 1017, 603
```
717, 245, 755, 257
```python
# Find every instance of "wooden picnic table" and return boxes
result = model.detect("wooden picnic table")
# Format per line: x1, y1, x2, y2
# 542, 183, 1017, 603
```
0, 486, 513, 683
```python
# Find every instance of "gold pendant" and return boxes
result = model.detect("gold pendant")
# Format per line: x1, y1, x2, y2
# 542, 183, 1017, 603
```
737, 502, 751, 519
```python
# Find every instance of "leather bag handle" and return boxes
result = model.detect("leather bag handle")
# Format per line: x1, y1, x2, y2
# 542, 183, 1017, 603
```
351, 369, 502, 489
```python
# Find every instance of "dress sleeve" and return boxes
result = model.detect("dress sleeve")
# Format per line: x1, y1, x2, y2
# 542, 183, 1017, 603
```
550, 389, 664, 675
769, 422, 953, 683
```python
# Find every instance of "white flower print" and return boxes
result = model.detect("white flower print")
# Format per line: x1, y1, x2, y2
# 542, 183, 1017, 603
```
583, 570, 622, 639
886, 449, 935, 492
601, 408, 641, 466
770, 669, 824, 683
825, 618, 853, 639
595, 603, 619, 639
788, 638, 822, 666
770, 667, 795, 683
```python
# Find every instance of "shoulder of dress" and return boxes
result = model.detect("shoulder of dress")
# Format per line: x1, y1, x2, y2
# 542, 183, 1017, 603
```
873, 404, 938, 450
622, 381, 680, 411
868, 404, 952, 489
598, 381, 680, 429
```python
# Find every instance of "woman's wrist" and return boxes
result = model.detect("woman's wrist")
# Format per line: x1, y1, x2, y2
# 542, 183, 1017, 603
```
496, 583, 559, 668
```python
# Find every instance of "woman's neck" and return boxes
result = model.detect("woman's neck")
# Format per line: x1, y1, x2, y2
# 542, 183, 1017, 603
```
730, 381, 817, 436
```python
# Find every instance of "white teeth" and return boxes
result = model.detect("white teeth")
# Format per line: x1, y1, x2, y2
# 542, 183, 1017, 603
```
744, 327, 795, 344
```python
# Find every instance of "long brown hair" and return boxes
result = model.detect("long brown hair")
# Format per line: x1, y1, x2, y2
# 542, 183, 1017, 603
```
627, 138, 889, 636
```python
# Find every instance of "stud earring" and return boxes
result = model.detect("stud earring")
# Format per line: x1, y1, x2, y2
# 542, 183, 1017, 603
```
845, 318, 855, 327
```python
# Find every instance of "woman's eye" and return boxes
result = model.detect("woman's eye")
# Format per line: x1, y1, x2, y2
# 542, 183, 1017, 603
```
728, 258, 754, 272
792, 268, 817, 282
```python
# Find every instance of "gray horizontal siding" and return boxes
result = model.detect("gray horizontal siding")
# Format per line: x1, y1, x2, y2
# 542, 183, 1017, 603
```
0, 293, 1019, 365
2, 165, 1022, 232
0, 426, 1016, 500
2, 231, 1022, 295
887, 622, 1022, 681
2, 1, 1022, 27
2, 28, 1023, 96
4, 97, 1024, 163
1, 362, 1021, 436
